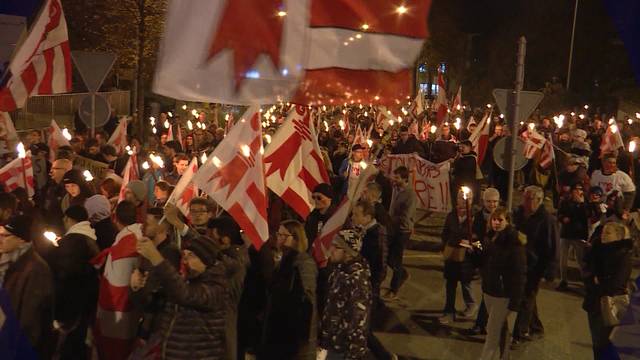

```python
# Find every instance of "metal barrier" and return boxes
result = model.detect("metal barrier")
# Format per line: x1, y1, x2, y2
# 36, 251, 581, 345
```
9, 90, 130, 130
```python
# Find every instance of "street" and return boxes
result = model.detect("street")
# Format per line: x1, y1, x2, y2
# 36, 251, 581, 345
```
374, 247, 593, 359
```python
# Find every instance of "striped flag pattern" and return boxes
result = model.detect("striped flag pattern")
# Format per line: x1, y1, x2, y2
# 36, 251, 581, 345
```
0, 0, 72, 112
90, 224, 143, 360
0, 152, 35, 197
47, 119, 70, 162
264, 105, 330, 219
154, 0, 432, 106
165, 157, 198, 217
193, 106, 268, 250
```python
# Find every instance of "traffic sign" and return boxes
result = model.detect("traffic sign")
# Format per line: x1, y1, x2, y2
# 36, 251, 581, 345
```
71, 51, 116, 92
79, 94, 111, 128
493, 136, 528, 171
492, 89, 544, 124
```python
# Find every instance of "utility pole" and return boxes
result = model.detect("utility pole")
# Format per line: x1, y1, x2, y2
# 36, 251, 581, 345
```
566, 0, 579, 90
506, 37, 527, 212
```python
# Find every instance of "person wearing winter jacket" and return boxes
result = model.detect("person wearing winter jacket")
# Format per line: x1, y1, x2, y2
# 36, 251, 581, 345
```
451, 140, 479, 204
479, 207, 527, 360
0, 215, 54, 358
583, 217, 633, 360
512, 186, 558, 345
46, 205, 100, 359
557, 183, 590, 291
261, 220, 318, 360
320, 230, 372, 360
85, 194, 117, 250
208, 216, 250, 360
135, 233, 228, 360
439, 189, 478, 324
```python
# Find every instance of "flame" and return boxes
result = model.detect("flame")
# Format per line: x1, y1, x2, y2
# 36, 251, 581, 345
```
142, 161, 150, 170
430, 125, 437, 134
241, 144, 251, 157
83, 170, 93, 182
265, 134, 272, 144
16, 142, 26, 158
62, 128, 72, 141
359, 161, 368, 170
630, 140, 636, 153
164, 120, 170, 129
187, 120, 193, 130
461, 186, 471, 200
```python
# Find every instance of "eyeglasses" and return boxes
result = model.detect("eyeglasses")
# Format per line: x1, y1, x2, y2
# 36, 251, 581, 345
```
276, 232, 292, 239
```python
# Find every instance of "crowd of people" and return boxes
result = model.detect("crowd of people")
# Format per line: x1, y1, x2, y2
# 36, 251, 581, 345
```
0, 103, 638, 360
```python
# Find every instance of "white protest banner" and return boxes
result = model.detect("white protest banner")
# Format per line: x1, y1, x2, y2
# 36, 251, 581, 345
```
379, 154, 451, 213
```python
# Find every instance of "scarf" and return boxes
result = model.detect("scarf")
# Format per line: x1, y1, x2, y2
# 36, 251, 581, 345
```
0, 243, 32, 286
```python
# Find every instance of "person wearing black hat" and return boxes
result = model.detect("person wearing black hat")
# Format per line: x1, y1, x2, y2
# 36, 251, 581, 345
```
304, 183, 336, 249
451, 139, 480, 204
0, 215, 54, 357
135, 232, 228, 360
61, 169, 94, 213
392, 125, 426, 158
46, 205, 100, 359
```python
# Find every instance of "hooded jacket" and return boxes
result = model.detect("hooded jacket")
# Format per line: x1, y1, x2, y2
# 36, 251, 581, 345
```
512, 204, 558, 278
46, 221, 100, 324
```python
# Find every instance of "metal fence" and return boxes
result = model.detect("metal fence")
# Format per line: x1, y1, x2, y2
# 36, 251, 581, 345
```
9, 90, 130, 131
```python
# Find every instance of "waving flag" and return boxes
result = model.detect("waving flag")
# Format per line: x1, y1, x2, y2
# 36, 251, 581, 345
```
0, 112, 19, 155
0, 0, 72, 112
0, 151, 34, 197
311, 164, 378, 267
522, 129, 546, 159
600, 123, 625, 157
90, 224, 143, 360
165, 157, 198, 217
410, 88, 425, 116
469, 112, 491, 164
107, 117, 128, 155
117, 152, 139, 202
451, 86, 462, 111
432, 70, 448, 125
264, 105, 330, 219
154, 0, 432, 106
47, 119, 70, 162
193, 106, 268, 249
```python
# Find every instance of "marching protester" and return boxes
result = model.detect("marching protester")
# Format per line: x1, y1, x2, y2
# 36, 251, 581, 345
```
46, 205, 99, 359
556, 183, 590, 291
478, 207, 526, 360
467, 187, 501, 335
305, 183, 336, 249
0, 215, 54, 358
440, 189, 478, 324
319, 230, 372, 360
512, 186, 558, 346
385, 166, 416, 300
590, 153, 636, 212
261, 220, 318, 360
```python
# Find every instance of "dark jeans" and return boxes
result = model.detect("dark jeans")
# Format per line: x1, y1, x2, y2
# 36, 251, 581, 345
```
444, 279, 474, 313
389, 231, 411, 293
475, 298, 488, 329
587, 310, 620, 360
514, 274, 544, 338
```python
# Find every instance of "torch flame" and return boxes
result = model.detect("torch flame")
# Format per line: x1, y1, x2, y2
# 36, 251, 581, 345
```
16, 142, 26, 158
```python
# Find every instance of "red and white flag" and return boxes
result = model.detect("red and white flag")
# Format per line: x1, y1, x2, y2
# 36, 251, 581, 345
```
469, 112, 491, 164
153, 1, 432, 106
432, 70, 448, 125
451, 85, 462, 112
539, 140, 554, 169
410, 88, 425, 116
193, 106, 268, 249
523, 129, 546, 159
175, 123, 184, 148
107, 117, 128, 155
166, 123, 175, 142
353, 124, 365, 147
0, 112, 19, 155
600, 124, 624, 157
409, 120, 420, 138
165, 157, 198, 217
264, 105, 330, 219
0, 152, 35, 197
90, 224, 143, 360
0, 0, 72, 111
47, 119, 71, 162
311, 163, 378, 267
118, 152, 139, 202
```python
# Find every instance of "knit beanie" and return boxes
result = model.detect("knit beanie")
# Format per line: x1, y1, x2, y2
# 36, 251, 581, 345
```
4, 215, 33, 242
185, 237, 219, 266
64, 205, 89, 222
126, 180, 147, 202
313, 183, 334, 200
62, 169, 85, 186
85, 195, 112, 223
